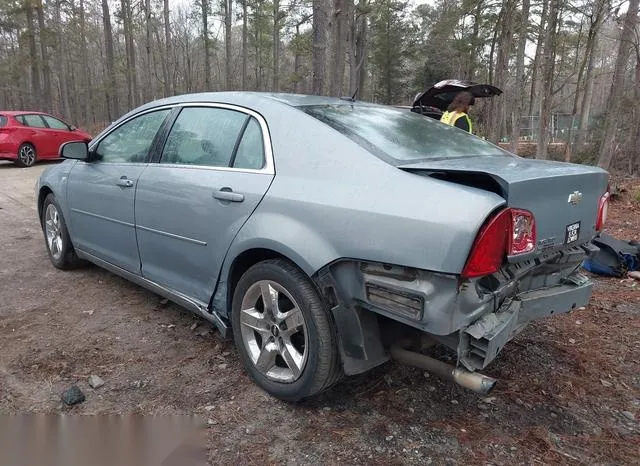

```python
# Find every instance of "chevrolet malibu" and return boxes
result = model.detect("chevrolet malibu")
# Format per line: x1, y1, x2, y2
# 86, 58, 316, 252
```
36, 93, 610, 401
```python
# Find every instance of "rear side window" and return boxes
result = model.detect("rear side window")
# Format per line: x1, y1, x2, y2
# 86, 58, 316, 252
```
23, 114, 47, 128
0, 116, 6, 127
300, 104, 508, 165
232, 118, 265, 170
161, 107, 248, 167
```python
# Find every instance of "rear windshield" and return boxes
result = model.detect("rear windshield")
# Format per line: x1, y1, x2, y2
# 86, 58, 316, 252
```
0, 115, 6, 127
299, 104, 508, 165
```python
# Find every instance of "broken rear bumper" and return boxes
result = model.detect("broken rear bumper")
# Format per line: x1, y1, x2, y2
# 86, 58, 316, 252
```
458, 272, 592, 371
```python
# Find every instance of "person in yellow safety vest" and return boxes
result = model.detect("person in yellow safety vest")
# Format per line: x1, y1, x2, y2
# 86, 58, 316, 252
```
440, 91, 474, 133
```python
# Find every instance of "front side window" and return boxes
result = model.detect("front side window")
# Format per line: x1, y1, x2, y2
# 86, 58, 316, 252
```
42, 115, 70, 130
23, 114, 47, 128
0, 116, 7, 127
299, 104, 509, 165
95, 109, 170, 163
160, 107, 248, 167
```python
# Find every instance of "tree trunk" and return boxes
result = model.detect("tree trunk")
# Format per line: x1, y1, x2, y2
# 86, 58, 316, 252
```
356, 0, 368, 99
510, 0, 530, 154
489, 0, 516, 143
144, 0, 153, 101
102, 0, 119, 119
535, 0, 560, 160
272, 0, 280, 91
242, 0, 248, 90
312, 0, 330, 95
225, 0, 233, 90
632, 53, 640, 174
54, 0, 70, 119
294, 23, 302, 93
78, 0, 94, 122
329, 0, 347, 96
163, 0, 172, 96
577, 0, 608, 146
201, 0, 211, 90
35, 0, 52, 113
596, 0, 639, 169
25, 2, 41, 109
529, 0, 549, 116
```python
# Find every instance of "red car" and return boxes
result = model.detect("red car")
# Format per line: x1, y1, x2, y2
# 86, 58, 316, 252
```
0, 111, 92, 167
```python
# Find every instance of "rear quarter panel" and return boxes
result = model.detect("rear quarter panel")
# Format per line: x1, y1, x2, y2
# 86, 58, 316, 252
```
224, 100, 506, 277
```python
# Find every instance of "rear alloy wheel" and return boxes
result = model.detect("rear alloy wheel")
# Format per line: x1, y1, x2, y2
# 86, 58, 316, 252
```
232, 259, 342, 402
42, 194, 84, 270
16, 143, 36, 167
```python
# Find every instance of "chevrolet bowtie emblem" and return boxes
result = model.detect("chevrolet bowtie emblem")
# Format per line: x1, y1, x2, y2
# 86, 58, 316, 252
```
568, 191, 583, 205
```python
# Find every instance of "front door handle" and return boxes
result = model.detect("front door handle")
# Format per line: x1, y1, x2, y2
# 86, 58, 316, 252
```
116, 176, 134, 188
213, 188, 244, 203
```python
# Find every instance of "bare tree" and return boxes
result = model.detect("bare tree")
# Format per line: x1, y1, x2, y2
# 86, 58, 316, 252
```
597, 0, 639, 169
536, 0, 560, 160
35, 0, 52, 112
312, 0, 330, 95
488, 0, 516, 143
78, 0, 94, 122
163, 0, 173, 95
102, 0, 119, 119
510, 0, 530, 154
25, 0, 41, 108
329, 0, 348, 96
529, 0, 549, 115
201, 0, 211, 89
224, 0, 233, 89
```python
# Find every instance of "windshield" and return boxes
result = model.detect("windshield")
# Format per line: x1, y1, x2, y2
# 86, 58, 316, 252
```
299, 104, 509, 165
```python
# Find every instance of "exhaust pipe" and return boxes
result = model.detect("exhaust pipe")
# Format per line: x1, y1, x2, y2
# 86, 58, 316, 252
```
390, 346, 496, 395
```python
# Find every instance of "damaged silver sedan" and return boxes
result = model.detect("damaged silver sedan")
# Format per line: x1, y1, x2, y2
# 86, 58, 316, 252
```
36, 92, 610, 401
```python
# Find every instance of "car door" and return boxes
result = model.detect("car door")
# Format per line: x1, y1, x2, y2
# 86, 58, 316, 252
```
20, 114, 52, 156
41, 115, 75, 158
135, 105, 275, 303
66, 108, 172, 274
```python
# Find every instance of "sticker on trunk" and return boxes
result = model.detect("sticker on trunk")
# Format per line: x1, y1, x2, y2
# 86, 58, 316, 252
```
565, 221, 581, 244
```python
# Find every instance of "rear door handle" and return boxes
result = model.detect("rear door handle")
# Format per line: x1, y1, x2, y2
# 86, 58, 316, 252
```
213, 188, 244, 203
116, 177, 134, 188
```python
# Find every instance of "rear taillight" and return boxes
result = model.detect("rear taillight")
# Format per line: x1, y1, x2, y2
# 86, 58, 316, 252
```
596, 188, 610, 231
461, 208, 536, 279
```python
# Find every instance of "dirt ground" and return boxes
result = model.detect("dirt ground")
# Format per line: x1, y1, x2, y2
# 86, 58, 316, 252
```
1, 161, 639, 465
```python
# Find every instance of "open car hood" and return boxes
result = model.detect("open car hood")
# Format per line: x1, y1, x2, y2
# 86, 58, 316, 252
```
412, 80, 503, 110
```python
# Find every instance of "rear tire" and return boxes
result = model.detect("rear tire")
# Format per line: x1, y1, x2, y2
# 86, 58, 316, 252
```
16, 143, 36, 167
231, 259, 342, 402
41, 194, 84, 270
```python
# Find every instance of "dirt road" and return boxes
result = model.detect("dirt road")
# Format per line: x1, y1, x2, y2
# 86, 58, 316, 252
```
1, 161, 638, 464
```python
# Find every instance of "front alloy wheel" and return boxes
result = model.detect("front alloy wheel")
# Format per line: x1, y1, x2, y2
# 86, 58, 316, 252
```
232, 259, 342, 402
44, 203, 64, 262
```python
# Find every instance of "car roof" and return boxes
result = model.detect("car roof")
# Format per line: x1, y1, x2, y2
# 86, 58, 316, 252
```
0, 111, 49, 116
129, 91, 373, 113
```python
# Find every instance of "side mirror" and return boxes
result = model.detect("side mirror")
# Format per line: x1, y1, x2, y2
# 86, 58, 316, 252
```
60, 141, 89, 160
69, 125, 77, 131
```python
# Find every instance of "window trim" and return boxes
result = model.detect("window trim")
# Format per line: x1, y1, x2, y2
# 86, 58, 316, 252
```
153, 102, 274, 175
22, 114, 49, 129
41, 114, 71, 131
87, 106, 174, 165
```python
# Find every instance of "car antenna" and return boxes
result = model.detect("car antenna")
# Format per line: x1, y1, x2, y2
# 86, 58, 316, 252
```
339, 87, 359, 103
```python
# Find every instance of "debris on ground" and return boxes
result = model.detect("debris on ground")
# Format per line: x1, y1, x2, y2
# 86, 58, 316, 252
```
88, 375, 105, 389
61, 385, 86, 406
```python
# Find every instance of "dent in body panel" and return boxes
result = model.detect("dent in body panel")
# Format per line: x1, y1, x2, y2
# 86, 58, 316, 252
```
324, 260, 494, 336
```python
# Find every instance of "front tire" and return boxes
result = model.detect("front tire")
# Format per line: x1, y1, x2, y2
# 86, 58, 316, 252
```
16, 143, 37, 167
231, 259, 342, 402
41, 194, 84, 269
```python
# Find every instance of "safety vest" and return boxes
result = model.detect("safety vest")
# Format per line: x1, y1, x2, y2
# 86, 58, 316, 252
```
440, 111, 473, 133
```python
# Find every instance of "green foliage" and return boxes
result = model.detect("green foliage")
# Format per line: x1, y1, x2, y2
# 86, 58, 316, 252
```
369, 0, 418, 104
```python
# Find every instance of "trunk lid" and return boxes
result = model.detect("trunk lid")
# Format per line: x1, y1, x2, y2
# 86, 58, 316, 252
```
412, 80, 503, 110
400, 155, 609, 257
